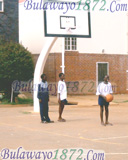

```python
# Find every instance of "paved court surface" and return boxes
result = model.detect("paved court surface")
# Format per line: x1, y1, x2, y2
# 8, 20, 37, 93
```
0, 94, 128, 160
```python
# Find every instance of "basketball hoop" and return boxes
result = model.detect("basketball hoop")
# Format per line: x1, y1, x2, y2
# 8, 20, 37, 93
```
65, 26, 76, 34
64, 16, 76, 34
66, 27, 72, 34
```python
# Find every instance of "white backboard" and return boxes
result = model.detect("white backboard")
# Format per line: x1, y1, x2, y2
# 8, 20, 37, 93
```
44, 1, 91, 38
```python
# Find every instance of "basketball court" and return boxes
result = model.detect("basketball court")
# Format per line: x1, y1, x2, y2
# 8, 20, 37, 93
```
34, 0, 91, 112
0, 94, 128, 160
8, 1, 128, 160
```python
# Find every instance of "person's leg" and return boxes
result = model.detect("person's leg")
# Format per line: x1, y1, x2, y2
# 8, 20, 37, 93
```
99, 96, 105, 125
39, 102, 45, 122
105, 105, 109, 124
100, 105, 104, 125
44, 102, 50, 122
58, 101, 65, 121
105, 105, 112, 125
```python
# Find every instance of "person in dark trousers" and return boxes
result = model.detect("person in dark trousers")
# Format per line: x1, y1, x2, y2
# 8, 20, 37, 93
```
96, 75, 113, 126
37, 74, 54, 123
57, 73, 68, 122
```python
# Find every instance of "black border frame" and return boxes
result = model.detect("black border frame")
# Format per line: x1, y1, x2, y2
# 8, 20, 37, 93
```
44, 9, 91, 38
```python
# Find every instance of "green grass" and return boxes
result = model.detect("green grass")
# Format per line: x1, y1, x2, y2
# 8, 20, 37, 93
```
17, 97, 33, 105
21, 111, 31, 114
0, 97, 33, 105
0, 99, 11, 104
113, 100, 128, 103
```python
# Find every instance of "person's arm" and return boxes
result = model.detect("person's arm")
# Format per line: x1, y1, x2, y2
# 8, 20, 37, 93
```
47, 82, 49, 102
48, 92, 50, 102
96, 83, 106, 100
96, 84, 100, 96
37, 84, 42, 103
109, 83, 113, 95
58, 81, 61, 104
58, 93, 61, 104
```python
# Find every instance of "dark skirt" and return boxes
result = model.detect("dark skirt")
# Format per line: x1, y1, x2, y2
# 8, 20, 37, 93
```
98, 96, 109, 106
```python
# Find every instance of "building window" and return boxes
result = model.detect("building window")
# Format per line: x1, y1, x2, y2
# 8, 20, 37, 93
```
0, 0, 4, 12
96, 62, 109, 86
65, 37, 77, 51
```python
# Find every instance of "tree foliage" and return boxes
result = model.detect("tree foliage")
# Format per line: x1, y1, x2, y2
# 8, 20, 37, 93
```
0, 41, 34, 99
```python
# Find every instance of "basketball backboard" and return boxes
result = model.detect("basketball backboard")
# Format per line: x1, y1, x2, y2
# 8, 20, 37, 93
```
44, 0, 91, 38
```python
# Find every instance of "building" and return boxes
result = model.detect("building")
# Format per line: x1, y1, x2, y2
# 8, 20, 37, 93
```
19, 0, 128, 95
0, 0, 19, 42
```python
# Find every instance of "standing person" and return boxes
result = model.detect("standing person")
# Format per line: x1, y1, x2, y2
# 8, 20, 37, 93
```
37, 74, 54, 123
96, 75, 113, 126
58, 73, 68, 122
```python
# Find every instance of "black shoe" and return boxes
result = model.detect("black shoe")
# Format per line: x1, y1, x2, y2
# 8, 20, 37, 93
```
41, 120, 48, 124
47, 120, 54, 123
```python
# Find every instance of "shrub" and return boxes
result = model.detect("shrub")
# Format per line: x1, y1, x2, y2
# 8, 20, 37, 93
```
0, 41, 34, 100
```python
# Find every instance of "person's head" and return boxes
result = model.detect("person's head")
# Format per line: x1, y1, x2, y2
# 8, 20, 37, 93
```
59, 73, 65, 80
41, 74, 47, 82
106, 75, 109, 81
104, 75, 109, 83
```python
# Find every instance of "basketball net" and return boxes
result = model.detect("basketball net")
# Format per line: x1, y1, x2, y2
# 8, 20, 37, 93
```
65, 20, 76, 34
66, 27, 72, 34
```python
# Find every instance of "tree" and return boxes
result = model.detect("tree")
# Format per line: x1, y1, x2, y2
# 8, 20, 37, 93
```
0, 41, 34, 101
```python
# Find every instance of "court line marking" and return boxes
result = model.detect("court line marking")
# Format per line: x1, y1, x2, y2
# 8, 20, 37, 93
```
93, 136, 128, 141
0, 114, 38, 119
106, 153, 128, 155
0, 122, 122, 146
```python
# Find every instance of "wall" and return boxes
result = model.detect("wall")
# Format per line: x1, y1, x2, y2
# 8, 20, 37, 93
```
33, 52, 128, 95
0, 0, 19, 42
19, 1, 128, 54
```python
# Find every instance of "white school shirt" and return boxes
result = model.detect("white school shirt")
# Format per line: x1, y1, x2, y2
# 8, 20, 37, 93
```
57, 80, 67, 100
96, 82, 113, 96
40, 81, 48, 88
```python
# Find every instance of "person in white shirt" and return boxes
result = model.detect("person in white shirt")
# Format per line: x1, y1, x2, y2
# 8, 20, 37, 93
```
57, 73, 68, 122
96, 75, 113, 126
